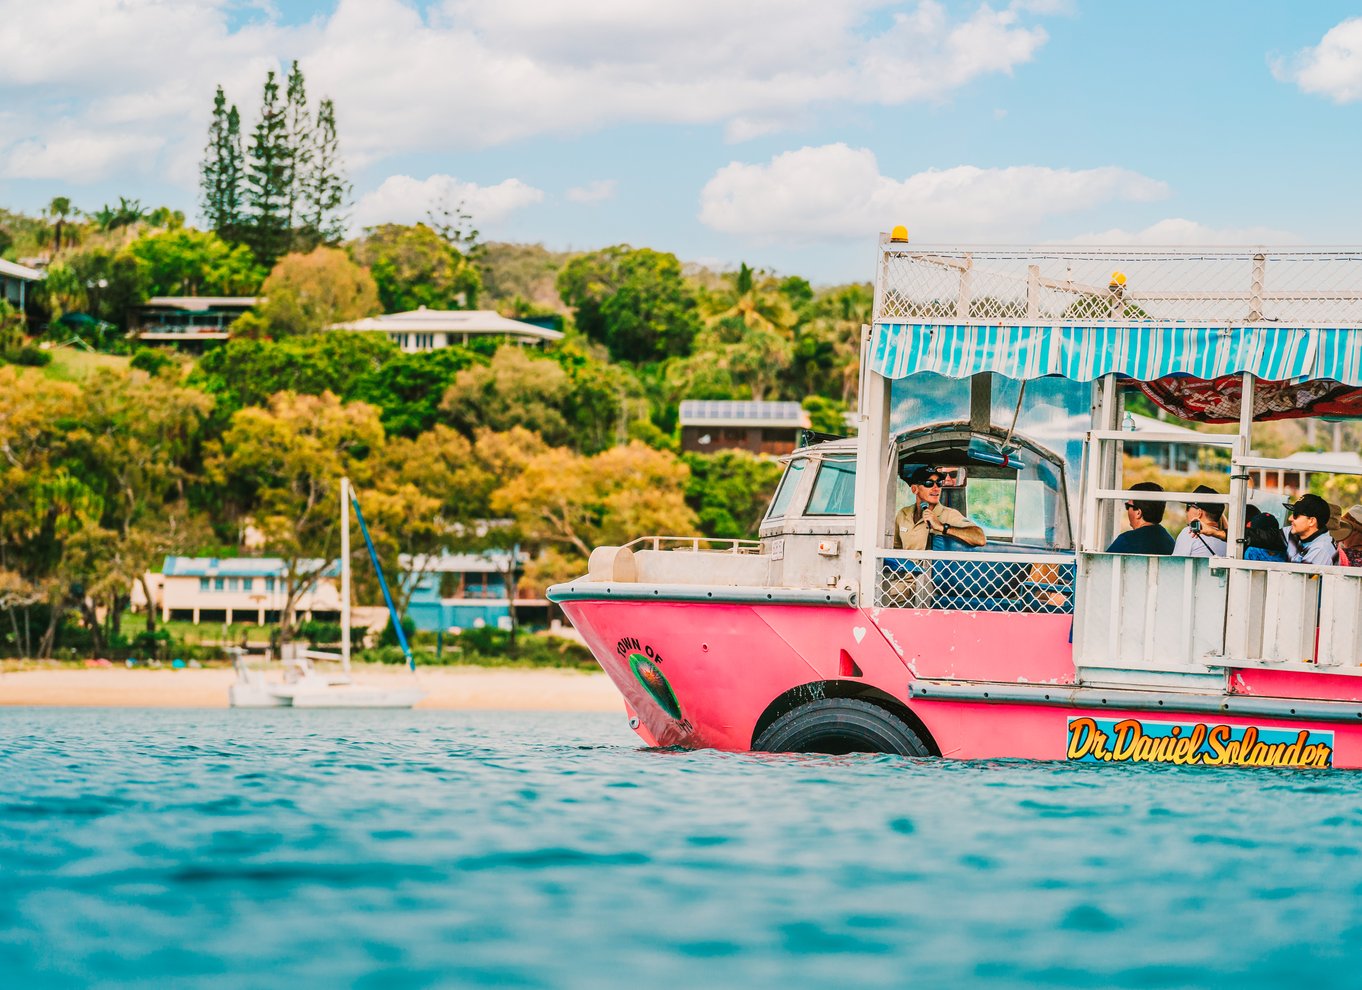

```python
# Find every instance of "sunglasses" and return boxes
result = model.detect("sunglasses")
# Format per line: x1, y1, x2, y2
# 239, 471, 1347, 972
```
918, 478, 944, 488
1124, 502, 1136, 510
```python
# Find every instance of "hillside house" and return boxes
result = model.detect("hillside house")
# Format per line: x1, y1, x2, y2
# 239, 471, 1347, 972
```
135, 296, 257, 348
131, 556, 341, 625
329, 307, 564, 351
679, 400, 811, 455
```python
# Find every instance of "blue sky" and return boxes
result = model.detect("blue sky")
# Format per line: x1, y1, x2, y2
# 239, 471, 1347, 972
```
2, 1, 1362, 282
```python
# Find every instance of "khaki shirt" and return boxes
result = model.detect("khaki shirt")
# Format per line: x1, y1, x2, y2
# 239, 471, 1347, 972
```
893, 502, 986, 550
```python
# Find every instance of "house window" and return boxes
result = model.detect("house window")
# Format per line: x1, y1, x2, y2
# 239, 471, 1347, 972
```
199, 578, 210, 592
243, 578, 253, 592
265, 577, 275, 592
214, 578, 224, 591
227, 578, 239, 591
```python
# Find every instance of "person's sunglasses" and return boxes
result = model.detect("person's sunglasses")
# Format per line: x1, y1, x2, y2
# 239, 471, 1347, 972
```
920, 478, 944, 488
1124, 502, 1136, 510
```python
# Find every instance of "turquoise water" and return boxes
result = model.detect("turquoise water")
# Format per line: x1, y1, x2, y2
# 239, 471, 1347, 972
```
4, 709, 1362, 988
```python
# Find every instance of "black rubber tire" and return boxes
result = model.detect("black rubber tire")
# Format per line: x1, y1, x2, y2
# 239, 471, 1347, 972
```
752, 698, 930, 756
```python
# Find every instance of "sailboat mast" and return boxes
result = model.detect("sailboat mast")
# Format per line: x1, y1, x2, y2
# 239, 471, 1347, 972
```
341, 475, 351, 674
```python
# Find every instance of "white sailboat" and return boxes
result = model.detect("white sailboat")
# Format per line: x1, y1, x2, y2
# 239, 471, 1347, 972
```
230, 477, 426, 709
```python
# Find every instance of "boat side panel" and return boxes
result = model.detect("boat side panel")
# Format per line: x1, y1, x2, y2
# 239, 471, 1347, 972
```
559, 599, 907, 750
913, 699, 1362, 768
1230, 667, 1362, 703
868, 609, 1076, 684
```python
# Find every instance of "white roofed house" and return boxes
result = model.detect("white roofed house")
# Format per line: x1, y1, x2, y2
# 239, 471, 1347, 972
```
679, 400, 812, 456
131, 556, 341, 626
329, 307, 564, 351
0, 258, 42, 311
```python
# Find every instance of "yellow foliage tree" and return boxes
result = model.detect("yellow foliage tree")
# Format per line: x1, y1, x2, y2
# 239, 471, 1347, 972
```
248, 246, 381, 336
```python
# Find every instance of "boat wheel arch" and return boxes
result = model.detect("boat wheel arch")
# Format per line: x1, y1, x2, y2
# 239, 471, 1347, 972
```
749, 681, 940, 756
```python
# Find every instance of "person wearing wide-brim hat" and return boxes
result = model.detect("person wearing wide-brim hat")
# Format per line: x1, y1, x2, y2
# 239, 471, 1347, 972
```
1336, 504, 1362, 567
1283, 493, 1338, 565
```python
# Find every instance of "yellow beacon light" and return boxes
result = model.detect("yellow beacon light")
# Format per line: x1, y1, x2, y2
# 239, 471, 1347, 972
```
1110, 271, 1127, 287
889, 225, 909, 242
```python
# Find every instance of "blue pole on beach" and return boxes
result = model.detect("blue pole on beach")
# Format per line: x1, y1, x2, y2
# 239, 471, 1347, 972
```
349, 490, 415, 672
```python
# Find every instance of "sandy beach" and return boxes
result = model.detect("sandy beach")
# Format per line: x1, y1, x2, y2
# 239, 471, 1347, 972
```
0, 664, 622, 711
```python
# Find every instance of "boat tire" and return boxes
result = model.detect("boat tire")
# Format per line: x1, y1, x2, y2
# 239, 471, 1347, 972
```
752, 698, 930, 756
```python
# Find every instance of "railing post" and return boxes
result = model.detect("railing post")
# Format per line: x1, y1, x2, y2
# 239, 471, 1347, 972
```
956, 253, 972, 319
1248, 252, 1266, 323
1026, 264, 1040, 320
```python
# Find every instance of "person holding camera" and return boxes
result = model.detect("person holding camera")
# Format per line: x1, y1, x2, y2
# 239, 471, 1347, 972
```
1173, 485, 1228, 558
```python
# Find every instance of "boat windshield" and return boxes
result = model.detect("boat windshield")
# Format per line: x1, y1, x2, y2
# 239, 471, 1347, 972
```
765, 457, 807, 519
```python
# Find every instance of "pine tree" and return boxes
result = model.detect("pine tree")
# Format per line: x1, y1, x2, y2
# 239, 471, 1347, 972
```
305, 97, 351, 245
244, 69, 291, 267
223, 103, 245, 241
283, 60, 312, 240
200, 85, 243, 237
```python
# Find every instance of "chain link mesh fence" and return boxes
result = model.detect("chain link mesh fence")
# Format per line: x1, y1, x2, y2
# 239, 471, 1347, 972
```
877, 553, 1076, 614
876, 247, 1362, 326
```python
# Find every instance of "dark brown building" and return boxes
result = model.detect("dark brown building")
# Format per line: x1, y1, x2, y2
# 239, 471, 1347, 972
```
679, 400, 811, 455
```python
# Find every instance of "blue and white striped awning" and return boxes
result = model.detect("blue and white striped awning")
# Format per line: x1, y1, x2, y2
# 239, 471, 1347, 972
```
870, 323, 1362, 385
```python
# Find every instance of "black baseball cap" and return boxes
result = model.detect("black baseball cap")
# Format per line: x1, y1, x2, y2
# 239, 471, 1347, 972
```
906, 465, 944, 486
1286, 493, 1331, 527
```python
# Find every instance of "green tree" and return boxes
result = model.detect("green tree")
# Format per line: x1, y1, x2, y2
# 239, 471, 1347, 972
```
305, 97, 349, 245
206, 391, 384, 645
681, 450, 784, 539
283, 61, 311, 238
440, 346, 576, 445
789, 283, 870, 403
46, 196, 74, 255
65, 247, 148, 335
127, 228, 264, 297
490, 441, 698, 585
557, 245, 700, 362
200, 85, 246, 240
244, 69, 291, 266
190, 330, 398, 423
248, 246, 380, 336
349, 223, 480, 313
351, 346, 482, 437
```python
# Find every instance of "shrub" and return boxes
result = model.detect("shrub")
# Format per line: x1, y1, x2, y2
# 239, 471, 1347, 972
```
9, 345, 50, 367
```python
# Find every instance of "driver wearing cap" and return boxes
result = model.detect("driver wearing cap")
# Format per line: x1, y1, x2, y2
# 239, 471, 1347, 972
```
893, 466, 986, 551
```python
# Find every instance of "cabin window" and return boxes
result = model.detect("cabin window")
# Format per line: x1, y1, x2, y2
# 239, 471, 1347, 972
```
805, 457, 857, 515
766, 458, 808, 519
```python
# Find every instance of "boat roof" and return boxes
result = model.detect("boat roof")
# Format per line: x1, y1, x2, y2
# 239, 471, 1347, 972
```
870, 244, 1362, 387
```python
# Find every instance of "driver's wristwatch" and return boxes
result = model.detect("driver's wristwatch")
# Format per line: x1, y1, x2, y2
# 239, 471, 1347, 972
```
942, 523, 952, 537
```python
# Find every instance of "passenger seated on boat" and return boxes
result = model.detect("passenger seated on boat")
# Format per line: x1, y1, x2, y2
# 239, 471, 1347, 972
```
1105, 482, 1174, 555
1336, 505, 1362, 567
1244, 513, 1288, 562
892, 466, 986, 551
1173, 485, 1227, 558
1284, 494, 1338, 565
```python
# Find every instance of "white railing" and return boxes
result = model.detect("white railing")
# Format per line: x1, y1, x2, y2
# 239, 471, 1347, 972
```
1073, 554, 1227, 669
874, 549, 1075, 614
1214, 559, 1362, 667
873, 245, 1362, 326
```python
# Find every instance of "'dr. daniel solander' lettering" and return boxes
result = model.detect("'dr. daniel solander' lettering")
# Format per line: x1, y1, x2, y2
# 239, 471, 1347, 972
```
1067, 717, 1333, 769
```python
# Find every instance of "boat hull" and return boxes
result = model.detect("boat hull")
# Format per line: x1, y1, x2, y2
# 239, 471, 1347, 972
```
558, 593, 1362, 769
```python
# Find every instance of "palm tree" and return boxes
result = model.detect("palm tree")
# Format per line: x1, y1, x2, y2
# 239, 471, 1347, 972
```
702, 262, 798, 338
46, 196, 73, 254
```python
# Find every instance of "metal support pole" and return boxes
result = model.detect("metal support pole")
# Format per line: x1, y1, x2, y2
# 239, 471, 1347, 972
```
1026, 265, 1040, 320
956, 253, 972, 319
1248, 252, 1266, 323
341, 476, 352, 673
1228, 374, 1254, 560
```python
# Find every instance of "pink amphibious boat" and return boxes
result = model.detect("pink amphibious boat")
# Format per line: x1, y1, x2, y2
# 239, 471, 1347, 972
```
549, 241, 1362, 769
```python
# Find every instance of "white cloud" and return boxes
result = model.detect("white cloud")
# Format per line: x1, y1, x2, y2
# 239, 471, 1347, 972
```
697, 143, 1168, 241
0, 0, 1060, 199
3, 132, 166, 183
350, 173, 545, 232
565, 179, 617, 204
1064, 218, 1300, 246
1272, 17, 1362, 102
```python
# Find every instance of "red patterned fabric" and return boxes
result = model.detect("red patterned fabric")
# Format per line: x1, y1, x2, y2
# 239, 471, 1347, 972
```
1135, 375, 1362, 423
